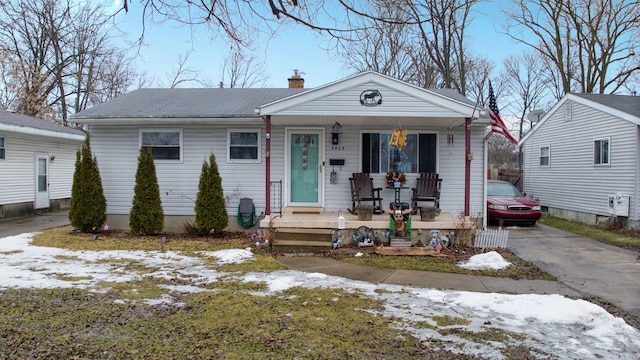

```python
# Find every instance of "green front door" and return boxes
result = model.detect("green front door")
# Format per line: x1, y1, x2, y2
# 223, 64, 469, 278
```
288, 130, 322, 206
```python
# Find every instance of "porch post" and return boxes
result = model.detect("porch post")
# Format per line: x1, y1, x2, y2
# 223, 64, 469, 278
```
265, 115, 271, 215
464, 117, 471, 216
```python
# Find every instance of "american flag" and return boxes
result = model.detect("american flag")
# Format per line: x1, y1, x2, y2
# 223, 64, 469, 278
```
488, 80, 518, 144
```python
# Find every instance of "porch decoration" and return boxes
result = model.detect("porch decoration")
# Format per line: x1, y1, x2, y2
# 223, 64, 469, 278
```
388, 128, 408, 150
296, 134, 314, 170
386, 170, 406, 187
384, 204, 413, 238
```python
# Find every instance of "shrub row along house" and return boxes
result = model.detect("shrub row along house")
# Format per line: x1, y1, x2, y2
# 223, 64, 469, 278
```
70, 71, 489, 233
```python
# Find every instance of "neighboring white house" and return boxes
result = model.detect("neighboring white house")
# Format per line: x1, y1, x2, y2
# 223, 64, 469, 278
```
520, 93, 640, 230
71, 71, 490, 232
0, 109, 85, 219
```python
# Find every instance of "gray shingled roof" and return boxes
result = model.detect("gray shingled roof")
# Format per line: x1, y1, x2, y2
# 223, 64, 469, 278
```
0, 109, 85, 136
572, 93, 640, 118
70, 88, 309, 119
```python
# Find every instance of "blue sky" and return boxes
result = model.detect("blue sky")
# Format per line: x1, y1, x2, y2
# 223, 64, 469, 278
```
110, 1, 526, 89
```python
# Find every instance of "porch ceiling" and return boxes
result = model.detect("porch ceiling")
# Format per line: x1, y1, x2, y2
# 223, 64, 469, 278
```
267, 115, 468, 128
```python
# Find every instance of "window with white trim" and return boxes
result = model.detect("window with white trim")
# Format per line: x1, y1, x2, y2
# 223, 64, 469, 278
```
228, 130, 260, 162
539, 146, 550, 166
140, 129, 182, 160
0, 136, 5, 159
361, 132, 437, 173
594, 138, 610, 165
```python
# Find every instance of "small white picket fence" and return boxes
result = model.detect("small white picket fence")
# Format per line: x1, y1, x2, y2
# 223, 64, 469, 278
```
474, 228, 509, 248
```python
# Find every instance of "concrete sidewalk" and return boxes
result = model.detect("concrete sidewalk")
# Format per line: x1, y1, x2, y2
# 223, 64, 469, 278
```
0, 210, 71, 238
277, 255, 581, 297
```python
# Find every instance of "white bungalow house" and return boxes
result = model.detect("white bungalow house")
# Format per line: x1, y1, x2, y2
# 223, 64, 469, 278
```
520, 93, 640, 230
70, 71, 490, 234
0, 109, 85, 219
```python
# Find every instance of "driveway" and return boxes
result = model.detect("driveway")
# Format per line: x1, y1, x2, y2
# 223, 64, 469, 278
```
508, 223, 640, 319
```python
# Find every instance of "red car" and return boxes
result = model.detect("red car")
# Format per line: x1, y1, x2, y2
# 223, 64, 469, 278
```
487, 180, 542, 226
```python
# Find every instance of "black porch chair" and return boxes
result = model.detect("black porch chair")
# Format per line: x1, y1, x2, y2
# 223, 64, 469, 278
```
410, 173, 442, 214
348, 173, 383, 215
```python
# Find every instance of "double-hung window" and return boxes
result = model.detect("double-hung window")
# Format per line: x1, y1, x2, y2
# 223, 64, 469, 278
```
361, 132, 437, 174
0, 136, 5, 160
594, 138, 610, 165
539, 146, 550, 166
228, 130, 260, 162
140, 129, 182, 160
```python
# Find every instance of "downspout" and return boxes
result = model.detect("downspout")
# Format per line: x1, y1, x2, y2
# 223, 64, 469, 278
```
464, 117, 471, 216
265, 115, 271, 215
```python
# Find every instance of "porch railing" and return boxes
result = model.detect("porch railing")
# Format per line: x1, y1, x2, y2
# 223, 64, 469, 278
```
270, 180, 283, 215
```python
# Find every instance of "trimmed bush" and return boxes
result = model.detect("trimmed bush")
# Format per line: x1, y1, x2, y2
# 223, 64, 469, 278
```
129, 147, 164, 235
194, 153, 228, 235
69, 137, 107, 232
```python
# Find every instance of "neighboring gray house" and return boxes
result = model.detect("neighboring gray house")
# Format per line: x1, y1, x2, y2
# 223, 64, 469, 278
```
520, 93, 640, 229
71, 71, 490, 232
0, 109, 85, 219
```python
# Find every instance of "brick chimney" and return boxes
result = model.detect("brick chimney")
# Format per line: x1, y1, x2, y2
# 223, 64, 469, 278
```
288, 69, 305, 88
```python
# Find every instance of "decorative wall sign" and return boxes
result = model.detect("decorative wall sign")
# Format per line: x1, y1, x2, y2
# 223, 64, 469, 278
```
360, 89, 382, 107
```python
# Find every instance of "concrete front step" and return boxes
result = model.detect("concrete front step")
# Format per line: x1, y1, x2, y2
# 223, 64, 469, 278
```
273, 228, 334, 252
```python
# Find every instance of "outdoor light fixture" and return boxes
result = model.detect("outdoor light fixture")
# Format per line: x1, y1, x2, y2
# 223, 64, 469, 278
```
331, 121, 343, 145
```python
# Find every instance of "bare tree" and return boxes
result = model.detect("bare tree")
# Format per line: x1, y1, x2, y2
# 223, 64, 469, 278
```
504, 0, 640, 94
405, 0, 479, 95
161, 52, 203, 88
502, 53, 550, 140
338, 0, 480, 93
0, 0, 139, 121
220, 46, 268, 88
118, 0, 421, 47
488, 134, 518, 170
340, 4, 424, 85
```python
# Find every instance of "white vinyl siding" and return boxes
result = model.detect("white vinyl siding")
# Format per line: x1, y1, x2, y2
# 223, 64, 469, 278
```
90, 121, 486, 218
522, 99, 637, 221
91, 124, 266, 216
0, 132, 81, 206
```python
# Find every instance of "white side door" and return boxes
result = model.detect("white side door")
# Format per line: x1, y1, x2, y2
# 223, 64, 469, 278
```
35, 154, 50, 209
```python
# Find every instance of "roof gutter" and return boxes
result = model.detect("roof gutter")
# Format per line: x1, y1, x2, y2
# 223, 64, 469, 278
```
0, 123, 85, 141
